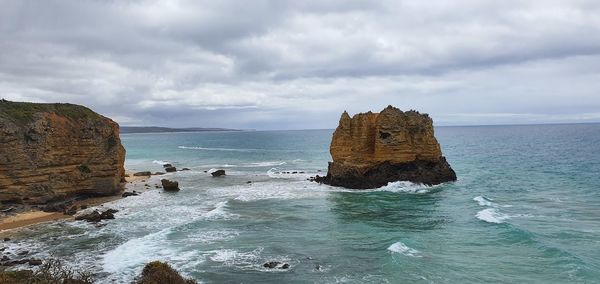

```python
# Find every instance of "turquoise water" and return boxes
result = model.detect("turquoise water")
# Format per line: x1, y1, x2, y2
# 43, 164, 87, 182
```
6, 124, 600, 283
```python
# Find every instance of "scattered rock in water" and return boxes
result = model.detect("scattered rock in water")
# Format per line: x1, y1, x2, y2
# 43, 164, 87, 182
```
153, 172, 165, 175
263, 261, 280, 269
122, 192, 138, 198
161, 179, 180, 191
164, 166, 177, 173
246, 181, 252, 184
203, 170, 207, 173
181, 168, 190, 171
133, 171, 152, 177
4, 238, 10, 242
28, 259, 42, 266
263, 261, 289, 269
17, 251, 28, 256
74, 209, 119, 222
163, 163, 173, 168
315, 264, 322, 271
211, 170, 226, 177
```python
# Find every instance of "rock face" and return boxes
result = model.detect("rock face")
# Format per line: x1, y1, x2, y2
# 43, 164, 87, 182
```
316, 106, 456, 189
0, 101, 126, 204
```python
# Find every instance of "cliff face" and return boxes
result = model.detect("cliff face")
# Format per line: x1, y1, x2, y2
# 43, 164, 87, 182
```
0, 101, 125, 204
317, 106, 456, 188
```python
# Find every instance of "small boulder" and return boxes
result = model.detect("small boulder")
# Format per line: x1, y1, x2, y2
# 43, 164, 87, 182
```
161, 179, 180, 191
163, 163, 173, 168
64, 206, 78, 215
211, 170, 226, 177
280, 263, 290, 269
181, 168, 190, 171
75, 209, 119, 222
133, 171, 152, 177
164, 166, 177, 173
153, 172, 165, 175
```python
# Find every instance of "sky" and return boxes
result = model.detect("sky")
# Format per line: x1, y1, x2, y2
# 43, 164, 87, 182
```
1, 0, 600, 130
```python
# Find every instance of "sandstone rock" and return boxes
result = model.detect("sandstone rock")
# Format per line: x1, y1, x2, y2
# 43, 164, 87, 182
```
315, 106, 456, 188
160, 179, 180, 191
211, 170, 226, 177
164, 166, 177, 173
0, 101, 125, 204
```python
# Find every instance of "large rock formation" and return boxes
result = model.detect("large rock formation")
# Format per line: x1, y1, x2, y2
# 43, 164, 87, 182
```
316, 106, 456, 189
0, 100, 125, 204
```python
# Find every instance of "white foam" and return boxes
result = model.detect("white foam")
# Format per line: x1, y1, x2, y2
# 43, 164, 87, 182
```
473, 196, 494, 206
476, 208, 510, 224
388, 241, 421, 257
103, 228, 173, 273
208, 247, 263, 267
203, 201, 239, 220
243, 161, 286, 167
376, 181, 435, 194
152, 160, 169, 165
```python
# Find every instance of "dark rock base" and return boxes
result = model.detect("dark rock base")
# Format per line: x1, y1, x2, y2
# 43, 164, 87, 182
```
315, 157, 457, 189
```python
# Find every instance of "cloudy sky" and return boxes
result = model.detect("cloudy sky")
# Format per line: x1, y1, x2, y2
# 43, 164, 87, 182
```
1, 0, 600, 129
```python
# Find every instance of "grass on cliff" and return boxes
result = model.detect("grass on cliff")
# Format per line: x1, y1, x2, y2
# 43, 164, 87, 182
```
0, 100, 98, 125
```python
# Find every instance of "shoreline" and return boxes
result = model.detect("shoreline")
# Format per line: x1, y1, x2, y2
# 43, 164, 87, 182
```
0, 172, 155, 232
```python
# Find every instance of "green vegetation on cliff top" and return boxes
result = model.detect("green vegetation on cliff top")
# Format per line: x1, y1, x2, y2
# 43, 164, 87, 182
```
0, 100, 99, 125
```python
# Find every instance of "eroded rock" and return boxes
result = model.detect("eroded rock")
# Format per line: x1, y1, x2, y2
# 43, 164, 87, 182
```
211, 170, 226, 177
315, 106, 456, 188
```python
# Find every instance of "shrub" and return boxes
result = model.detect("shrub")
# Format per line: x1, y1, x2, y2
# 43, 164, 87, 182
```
136, 261, 196, 284
0, 259, 93, 284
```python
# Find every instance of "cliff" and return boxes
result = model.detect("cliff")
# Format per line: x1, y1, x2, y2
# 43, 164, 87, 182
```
0, 100, 125, 204
316, 106, 456, 188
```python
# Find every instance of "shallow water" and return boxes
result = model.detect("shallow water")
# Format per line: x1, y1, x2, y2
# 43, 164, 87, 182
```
6, 124, 600, 283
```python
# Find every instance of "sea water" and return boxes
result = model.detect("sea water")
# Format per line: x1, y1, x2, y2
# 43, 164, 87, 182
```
5, 124, 600, 283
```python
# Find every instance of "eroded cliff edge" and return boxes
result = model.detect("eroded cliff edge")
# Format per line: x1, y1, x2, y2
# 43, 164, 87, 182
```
0, 101, 125, 204
316, 106, 456, 189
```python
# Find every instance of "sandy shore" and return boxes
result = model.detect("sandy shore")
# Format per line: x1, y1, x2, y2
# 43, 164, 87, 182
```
0, 172, 158, 232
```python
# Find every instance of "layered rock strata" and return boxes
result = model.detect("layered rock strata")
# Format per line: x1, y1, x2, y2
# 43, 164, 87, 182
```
0, 101, 125, 204
316, 106, 456, 189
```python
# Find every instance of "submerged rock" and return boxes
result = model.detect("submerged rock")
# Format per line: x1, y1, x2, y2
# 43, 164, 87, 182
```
211, 170, 226, 177
122, 192, 138, 197
133, 171, 152, 177
161, 179, 180, 191
315, 106, 456, 189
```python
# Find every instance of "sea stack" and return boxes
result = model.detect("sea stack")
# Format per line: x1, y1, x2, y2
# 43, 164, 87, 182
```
0, 101, 126, 204
316, 105, 456, 189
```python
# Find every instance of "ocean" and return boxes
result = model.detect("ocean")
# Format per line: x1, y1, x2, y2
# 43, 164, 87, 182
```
4, 124, 600, 283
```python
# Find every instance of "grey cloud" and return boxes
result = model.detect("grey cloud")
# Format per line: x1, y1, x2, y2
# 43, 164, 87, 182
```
1, 0, 600, 129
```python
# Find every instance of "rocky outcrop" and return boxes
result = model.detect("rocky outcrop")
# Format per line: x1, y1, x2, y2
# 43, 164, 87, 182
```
161, 179, 180, 191
316, 106, 456, 188
0, 101, 126, 204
